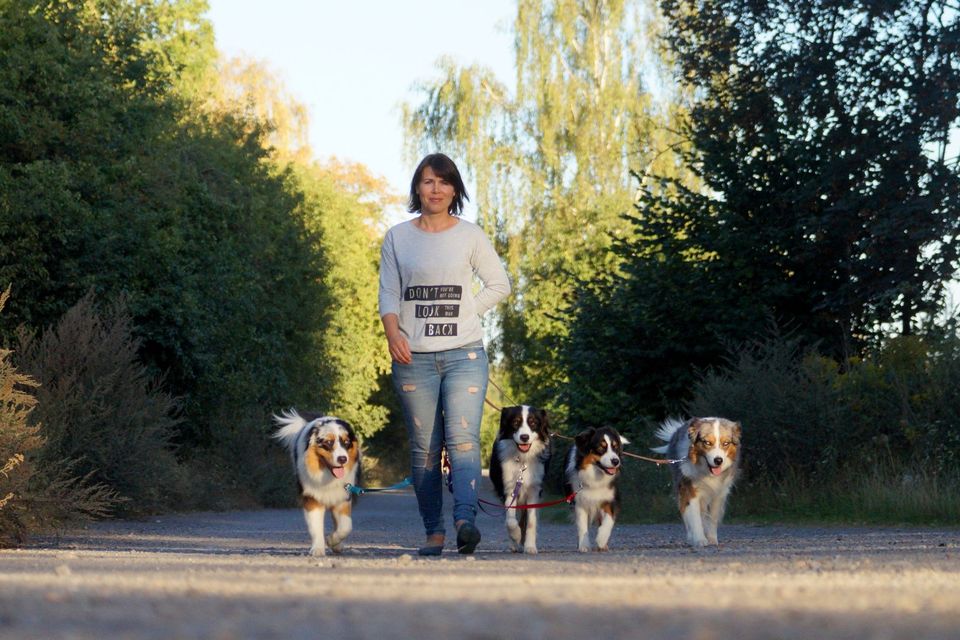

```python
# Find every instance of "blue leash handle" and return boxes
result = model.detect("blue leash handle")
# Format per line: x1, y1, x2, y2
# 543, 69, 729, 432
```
345, 476, 412, 496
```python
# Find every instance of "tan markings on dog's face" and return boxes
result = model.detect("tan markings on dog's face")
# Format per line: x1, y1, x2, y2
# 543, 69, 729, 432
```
689, 418, 740, 474
579, 432, 622, 472
580, 449, 603, 471
304, 446, 323, 475
307, 423, 358, 475
678, 476, 697, 512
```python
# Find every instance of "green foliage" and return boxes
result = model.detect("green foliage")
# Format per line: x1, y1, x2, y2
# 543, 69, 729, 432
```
294, 162, 392, 439
16, 292, 181, 514
563, 0, 960, 429
0, 0, 401, 513
654, 0, 960, 352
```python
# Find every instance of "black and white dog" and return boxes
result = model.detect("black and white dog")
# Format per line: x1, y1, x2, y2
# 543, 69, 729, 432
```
564, 426, 629, 552
273, 409, 362, 556
488, 405, 552, 554
652, 417, 741, 547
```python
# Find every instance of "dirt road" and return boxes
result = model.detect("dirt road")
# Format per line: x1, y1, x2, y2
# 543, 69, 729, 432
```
1, 486, 959, 639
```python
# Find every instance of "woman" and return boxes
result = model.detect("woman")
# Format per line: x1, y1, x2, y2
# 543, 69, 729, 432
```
378, 153, 511, 555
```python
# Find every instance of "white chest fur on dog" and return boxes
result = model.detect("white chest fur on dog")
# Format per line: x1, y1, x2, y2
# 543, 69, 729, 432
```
489, 405, 552, 554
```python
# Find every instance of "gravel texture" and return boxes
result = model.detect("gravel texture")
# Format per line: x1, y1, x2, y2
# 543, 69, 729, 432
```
1, 484, 959, 639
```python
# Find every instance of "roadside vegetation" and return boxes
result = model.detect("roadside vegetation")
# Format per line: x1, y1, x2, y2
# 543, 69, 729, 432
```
2, 0, 959, 545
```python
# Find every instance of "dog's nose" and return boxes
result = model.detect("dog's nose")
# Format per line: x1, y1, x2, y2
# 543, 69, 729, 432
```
519, 434, 530, 442
610, 457, 620, 467
337, 455, 348, 465
713, 456, 724, 467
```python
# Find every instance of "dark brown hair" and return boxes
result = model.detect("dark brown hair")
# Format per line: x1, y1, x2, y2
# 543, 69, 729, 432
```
407, 153, 469, 216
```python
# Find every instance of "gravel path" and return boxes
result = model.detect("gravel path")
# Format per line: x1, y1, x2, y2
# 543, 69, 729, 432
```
1, 484, 959, 639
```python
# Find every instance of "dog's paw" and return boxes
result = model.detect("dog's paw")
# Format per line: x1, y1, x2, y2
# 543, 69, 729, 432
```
308, 545, 328, 557
577, 544, 590, 553
508, 539, 522, 553
596, 545, 609, 552
688, 537, 709, 548
523, 544, 538, 555
325, 535, 344, 554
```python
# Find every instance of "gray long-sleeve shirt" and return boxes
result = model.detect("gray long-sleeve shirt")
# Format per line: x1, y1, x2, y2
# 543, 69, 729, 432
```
378, 218, 511, 353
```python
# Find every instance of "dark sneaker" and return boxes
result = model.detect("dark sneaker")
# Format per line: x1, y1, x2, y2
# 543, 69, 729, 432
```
417, 544, 443, 557
456, 522, 481, 554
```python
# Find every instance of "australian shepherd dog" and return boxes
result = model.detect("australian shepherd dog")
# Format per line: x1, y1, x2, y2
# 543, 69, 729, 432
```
652, 417, 741, 547
273, 409, 362, 556
488, 405, 552, 554
564, 426, 629, 552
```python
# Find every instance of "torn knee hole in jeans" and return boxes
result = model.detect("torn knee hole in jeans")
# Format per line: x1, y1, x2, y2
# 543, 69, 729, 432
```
402, 384, 417, 392
454, 443, 473, 452
467, 386, 479, 394
467, 352, 478, 360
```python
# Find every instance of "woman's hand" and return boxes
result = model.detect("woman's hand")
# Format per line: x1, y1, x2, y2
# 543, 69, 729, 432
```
386, 331, 412, 364
381, 313, 412, 364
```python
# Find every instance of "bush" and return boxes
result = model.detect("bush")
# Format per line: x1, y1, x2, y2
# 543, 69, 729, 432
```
0, 287, 43, 544
687, 330, 960, 494
688, 332, 850, 480
16, 291, 182, 515
0, 287, 115, 545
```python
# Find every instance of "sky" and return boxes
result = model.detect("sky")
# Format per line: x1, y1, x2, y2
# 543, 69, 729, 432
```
205, 0, 516, 219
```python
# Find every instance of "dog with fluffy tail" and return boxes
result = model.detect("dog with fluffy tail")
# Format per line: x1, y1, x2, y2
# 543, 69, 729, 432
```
652, 417, 741, 547
273, 409, 361, 556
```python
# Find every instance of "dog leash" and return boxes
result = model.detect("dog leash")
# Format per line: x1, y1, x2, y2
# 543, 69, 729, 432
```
344, 476, 413, 496
549, 432, 684, 466
477, 492, 577, 513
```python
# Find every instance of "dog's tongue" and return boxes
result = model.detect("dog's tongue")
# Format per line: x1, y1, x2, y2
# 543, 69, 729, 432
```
710, 466, 723, 476
331, 466, 346, 479
518, 443, 531, 452
604, 466, 618, 476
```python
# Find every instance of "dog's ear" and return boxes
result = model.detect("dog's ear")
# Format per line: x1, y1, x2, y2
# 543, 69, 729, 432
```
537, 408, 550, 433
686, 419, 701, 444
732, 421, 742, 443
618, 433, 630, 446
499, 408, 511, 434
574, 427, 595, 450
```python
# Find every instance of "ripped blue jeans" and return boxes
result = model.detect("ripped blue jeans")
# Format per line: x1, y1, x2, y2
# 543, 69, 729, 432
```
391, 341, 488, 537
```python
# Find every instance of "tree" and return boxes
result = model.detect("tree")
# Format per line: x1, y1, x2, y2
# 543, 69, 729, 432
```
655, 0, 960, 354
403, 0, 684, 414
563, 0, 960, 429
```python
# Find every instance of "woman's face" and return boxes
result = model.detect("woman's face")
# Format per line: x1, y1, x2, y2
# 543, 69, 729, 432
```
417, 166, 455, 216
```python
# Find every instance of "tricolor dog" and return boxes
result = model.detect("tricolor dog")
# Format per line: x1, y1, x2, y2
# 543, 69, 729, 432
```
564, 426, 629, 552
273, 409, 361, 556
488, 405, 552, 554
652, 417, 741, 547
